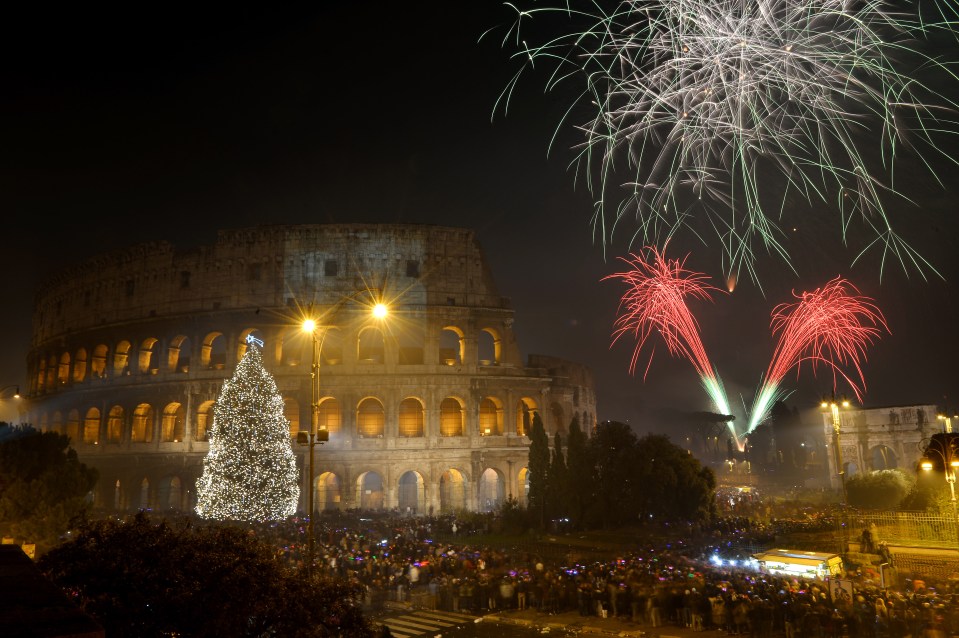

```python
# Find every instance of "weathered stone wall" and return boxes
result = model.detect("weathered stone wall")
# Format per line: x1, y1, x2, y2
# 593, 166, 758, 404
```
25, 224, 596, 515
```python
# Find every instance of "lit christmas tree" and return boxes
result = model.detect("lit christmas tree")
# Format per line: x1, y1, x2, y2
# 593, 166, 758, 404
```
195, 336, 300, 521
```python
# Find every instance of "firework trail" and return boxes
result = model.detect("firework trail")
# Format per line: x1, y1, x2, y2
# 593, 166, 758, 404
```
492, 0, 959, 281
604, 246, 733, 423
746, 276, 889, 432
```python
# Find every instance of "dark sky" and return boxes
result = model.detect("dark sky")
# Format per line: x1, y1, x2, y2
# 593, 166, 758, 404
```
2, 3, 958, 431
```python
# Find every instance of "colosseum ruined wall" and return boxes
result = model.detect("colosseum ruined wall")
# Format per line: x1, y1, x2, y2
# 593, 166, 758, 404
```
23, 223, 596, 515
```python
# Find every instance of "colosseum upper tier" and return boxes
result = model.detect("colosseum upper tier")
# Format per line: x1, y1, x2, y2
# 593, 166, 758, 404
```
24, 223, 596, 515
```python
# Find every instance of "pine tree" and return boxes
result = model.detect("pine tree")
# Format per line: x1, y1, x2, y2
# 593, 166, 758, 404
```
195, 337, 300, 521
527, 412, 550, 529
547, 432, 568, 522
565, 416, 591, 528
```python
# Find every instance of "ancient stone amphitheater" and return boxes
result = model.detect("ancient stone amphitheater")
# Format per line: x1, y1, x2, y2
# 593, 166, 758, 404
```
23, 224, 596, 515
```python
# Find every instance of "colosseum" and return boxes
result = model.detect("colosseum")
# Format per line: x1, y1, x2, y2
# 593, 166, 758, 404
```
23, 224, 597, 516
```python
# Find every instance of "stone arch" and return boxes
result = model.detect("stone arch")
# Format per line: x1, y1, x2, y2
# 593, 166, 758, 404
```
107, 405, 124, 443
478, 328, 500, 365
161, 402, 185, 442
73, 347, 88, 382
90, 343, 107, 379
35, 358, 46, 393
439, 469, 467, 513
516, 397, 538, 436
57, 352, 71, 385
168, 335, 191, 373
357, 326, 386, 364
82, 407, 100, 443
478, 467, 506, 512
284, 397, 300, 437
132, 403, 153, 442
439, 327, 464, 365
45, 354, 57, 390
398, 397, 425, 437
439, 397, 465, 437
66, 409, 80, 443
518, 467, 531, 506
550, 402, 566, 436
355, 471, 385, 510
277, 326, 304, 367
137, 337, 160, 374
479, 396, 503, 436
113, 340, 132, 376
51, 411, 64, 435
194, 401, 214, 441
397, 470, 426, 514
357, 397, 385, 438
320, 327, 344, 366
201, 332, 226, 369
156, 476, 183, 510
317, 472, 341, 511
139, 478, 150, 510
318, 397, 342, 435
870, 445, 898, 470
846, 460, 860, 478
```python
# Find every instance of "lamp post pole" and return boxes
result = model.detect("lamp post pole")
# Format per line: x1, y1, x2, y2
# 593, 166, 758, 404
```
921, 434, 959, 549
299, 317, 328, 577
298, 294, 388, 575
822, 394, 850, 558
822, 395, 850, 506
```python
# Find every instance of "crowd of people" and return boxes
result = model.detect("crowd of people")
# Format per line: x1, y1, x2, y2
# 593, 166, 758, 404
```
240, 509, 959, 638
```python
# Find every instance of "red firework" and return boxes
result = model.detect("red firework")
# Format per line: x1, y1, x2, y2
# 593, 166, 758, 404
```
603, 245, 723, 381
764, 276, 889, 401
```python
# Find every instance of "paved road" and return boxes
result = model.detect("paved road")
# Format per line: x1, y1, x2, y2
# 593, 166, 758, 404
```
373, 603, 712, 638
376, 609, 484, 638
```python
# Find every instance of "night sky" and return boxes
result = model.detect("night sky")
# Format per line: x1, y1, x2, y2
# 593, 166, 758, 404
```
3, 3, 958, 431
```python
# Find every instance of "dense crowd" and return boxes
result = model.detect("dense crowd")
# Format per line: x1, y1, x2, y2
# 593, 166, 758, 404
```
239, 509, 959, 638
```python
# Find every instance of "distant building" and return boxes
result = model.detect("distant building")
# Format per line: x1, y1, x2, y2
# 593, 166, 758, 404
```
821, 403, 940, 490
22, 224, 596, 515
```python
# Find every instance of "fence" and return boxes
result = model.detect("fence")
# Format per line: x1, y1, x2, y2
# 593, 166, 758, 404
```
846, 510, 959, 549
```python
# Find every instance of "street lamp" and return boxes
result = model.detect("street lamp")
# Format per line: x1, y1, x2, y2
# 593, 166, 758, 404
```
919, 435, 959, 547
821, 394, 850, 505
1, 385, 21, 399
822, 393, 850, 558
297, 295, 389, 574
938, 412, 955, 434
0, 385, 21, 423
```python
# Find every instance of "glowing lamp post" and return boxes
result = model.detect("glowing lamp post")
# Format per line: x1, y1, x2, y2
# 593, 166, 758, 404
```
0, 385, 21, 423
297, 296, 389, 574
938, 412, 955, 434
821, 394, 850, 505
920, 436, 959, 548
822, 394, 850, 558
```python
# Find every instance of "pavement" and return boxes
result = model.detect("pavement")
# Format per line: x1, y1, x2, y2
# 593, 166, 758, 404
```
481, 607, 707, 638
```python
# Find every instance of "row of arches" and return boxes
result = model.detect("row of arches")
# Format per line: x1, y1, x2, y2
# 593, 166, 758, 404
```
107, 467, 526, 514
39, 394, 552, 445
32, 323, 506, 395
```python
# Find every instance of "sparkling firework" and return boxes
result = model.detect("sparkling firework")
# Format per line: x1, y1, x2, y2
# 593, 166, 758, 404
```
494, 0, 959, 280
604, 246, 732, 419
746, 276, 889, 432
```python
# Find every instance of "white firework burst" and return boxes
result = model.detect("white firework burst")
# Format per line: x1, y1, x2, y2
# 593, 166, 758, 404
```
493, 0, 959, 281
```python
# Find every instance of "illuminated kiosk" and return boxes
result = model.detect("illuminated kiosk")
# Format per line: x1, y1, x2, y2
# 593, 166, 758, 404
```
752, 549, 843, 580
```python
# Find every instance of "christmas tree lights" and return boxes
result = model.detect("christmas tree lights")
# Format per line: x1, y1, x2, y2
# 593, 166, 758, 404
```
195, 336, 300, 521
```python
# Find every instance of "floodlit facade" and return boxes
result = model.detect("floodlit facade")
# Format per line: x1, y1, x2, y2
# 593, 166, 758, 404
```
23, 224, 596, 515
820, 403, 940, 490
